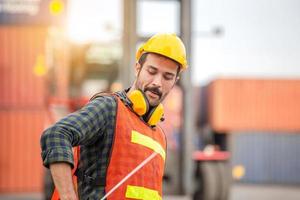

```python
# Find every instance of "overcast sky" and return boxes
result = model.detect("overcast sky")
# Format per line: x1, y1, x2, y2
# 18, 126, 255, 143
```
67, 0, 300, 86
192, 0, 300, 85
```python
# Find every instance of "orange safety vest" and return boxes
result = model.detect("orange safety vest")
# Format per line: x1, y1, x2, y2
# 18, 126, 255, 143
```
52, 95, 166, 199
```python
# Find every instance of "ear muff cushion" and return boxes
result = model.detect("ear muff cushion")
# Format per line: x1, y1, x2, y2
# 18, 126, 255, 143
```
146, 103, 164, 126
128, 90, 149, 116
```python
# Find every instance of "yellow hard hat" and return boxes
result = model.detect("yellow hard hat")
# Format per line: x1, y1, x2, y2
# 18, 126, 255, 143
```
136, 33, 188, 70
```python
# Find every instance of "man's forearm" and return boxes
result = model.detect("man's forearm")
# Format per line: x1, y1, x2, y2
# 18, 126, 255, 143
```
50, 163, 78, 200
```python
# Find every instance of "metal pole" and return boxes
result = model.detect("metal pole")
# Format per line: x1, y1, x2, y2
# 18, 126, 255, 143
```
122, 0, 137, 88
180, 0, 195, 195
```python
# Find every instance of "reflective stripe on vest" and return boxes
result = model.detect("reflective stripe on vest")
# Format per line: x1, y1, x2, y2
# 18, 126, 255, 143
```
125, 185, 162, 200
131, 130, 166, 161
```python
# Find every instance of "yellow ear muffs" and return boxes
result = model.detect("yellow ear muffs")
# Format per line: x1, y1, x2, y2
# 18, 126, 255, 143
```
145, 103, 164, 126
128, 90, 149, 116
128, 89, 164, 126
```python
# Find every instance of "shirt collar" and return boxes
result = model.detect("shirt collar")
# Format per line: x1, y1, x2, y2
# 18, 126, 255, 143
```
115, 88, 132, 107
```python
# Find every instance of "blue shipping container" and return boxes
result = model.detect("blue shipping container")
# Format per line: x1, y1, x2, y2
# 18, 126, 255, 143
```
231, 133, 300, 185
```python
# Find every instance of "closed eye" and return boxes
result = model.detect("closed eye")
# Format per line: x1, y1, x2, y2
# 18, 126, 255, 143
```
147, 66, 175, 80
147, 66, 158, 75
163, 73, 175, 80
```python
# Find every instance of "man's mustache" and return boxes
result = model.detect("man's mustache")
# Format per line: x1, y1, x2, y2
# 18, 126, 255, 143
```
144, 87, 162, 98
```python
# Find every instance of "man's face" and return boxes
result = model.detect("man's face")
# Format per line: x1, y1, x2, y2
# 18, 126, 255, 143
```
134, 53, 179, 106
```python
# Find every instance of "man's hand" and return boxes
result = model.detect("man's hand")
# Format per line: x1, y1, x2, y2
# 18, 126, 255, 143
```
50, 163, 78, 200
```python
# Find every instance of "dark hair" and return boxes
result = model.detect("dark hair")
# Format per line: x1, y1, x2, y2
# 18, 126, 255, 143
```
138, 52, 181, 77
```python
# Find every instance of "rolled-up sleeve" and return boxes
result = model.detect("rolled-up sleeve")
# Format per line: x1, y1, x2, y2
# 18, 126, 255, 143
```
41, 125, 76, 168
40, 96, 116, 168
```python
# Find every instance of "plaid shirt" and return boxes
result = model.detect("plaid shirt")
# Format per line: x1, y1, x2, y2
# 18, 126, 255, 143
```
41, 91, 130, 199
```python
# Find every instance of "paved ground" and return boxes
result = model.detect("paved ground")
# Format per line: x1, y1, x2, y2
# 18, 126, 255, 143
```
0, 193, 42, 200
1, 183, 300, 200
229, 183, 300, 200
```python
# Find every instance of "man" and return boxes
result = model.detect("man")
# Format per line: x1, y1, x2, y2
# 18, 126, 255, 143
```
41, 33, 188, 200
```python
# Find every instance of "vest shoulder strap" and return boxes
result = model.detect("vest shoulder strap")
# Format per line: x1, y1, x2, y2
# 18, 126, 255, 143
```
90, 92, 115, 101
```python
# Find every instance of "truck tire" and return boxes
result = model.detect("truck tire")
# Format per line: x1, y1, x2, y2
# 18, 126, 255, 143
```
193, 162, 219, 200
193, 161, 231, 200
217, 162, 231, 200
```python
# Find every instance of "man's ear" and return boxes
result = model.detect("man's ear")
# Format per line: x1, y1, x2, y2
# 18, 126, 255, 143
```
171, 77, 180, 89
135, 62, 142, 77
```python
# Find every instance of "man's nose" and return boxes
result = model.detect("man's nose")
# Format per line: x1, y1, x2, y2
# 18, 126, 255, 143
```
152, 74, 163, 87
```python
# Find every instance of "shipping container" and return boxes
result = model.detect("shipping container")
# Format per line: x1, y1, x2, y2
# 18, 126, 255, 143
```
231, 132, 300, 184
0, 26, 47, 108
0, 26, 49, 193
0, 110, 46, 192
208, 79, 300, 133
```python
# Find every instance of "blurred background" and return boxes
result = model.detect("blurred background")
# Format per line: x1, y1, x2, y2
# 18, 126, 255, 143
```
0, 0, 300, 199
